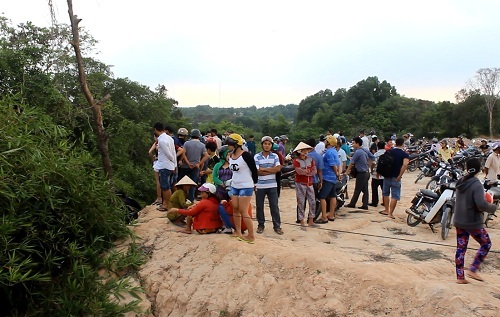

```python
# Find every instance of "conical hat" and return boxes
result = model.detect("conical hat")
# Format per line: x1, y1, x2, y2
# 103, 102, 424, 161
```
293, 142, 313, 152
175, 175, 197, 186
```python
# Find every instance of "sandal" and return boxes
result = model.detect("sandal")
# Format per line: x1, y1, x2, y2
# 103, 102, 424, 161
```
314, 219, 328, 224
237, 236, 255, 244
327, 217, 335, 222
156, 206, 168, 212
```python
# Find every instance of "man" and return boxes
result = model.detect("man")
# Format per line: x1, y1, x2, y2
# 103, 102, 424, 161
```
438, 140, 454, 163
369, 141, 386, 207
335, 138, 347, 174
380, 138, 409, 219
246, 135, 256, 156
255, 136, 283, 235
344, 137, 375, 210
359, 130, 370, 150
179, 129, 209, 202
176, 127, 189, 147
315, 135, 341, 223
278, 135, 288, 158
315, 134, 326, 155
479, 139, 490, 155
370, 135, 378, 154
210, 128, 222, 150
484, 142, 500, 182
153, 122, 177, 211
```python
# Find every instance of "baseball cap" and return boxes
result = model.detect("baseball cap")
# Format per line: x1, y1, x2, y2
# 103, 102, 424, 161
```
198, 183, 216, 194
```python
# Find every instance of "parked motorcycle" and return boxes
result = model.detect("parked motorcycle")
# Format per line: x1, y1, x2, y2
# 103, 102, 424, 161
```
280, 164, 295, 189
425, 160, 464, 191
414, 154, 439, 183
405, 175, 457, 240
483, 179, 499, 227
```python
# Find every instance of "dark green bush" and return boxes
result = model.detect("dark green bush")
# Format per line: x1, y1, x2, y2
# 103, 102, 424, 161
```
0, 101, 144, 316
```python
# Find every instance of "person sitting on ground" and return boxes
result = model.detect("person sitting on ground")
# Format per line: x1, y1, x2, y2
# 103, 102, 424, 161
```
169, 183, 223, 234
166, 175, 197, 225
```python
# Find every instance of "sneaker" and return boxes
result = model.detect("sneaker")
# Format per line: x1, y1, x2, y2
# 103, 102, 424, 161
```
256, 226, 264, 234
223, 228, 233, 234
369, 203, 378, 207
358, 205, 369, 210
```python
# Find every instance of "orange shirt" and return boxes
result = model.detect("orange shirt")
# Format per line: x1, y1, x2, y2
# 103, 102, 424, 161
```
179, 196, 222, 230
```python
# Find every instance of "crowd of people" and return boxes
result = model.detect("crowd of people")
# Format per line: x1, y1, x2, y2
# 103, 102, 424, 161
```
149, 123, 498, 282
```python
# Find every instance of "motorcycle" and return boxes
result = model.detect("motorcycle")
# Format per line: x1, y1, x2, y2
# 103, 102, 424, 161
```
407, 151, 433, 172
405, 175, 457, 240
425, 160, 464, 191
280, 164, 296, 189
483, 179, 499, 227
414, 154, 439, 183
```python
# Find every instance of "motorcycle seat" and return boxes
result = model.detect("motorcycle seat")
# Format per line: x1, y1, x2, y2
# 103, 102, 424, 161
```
281, 165, 294, 173
419, 189, 439, 199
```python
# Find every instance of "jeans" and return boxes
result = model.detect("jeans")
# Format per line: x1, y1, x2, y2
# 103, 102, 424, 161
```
255, 187, 281, 229
350, 171, 370, 206
179, 167, 200, 202
218, 204, 234, 229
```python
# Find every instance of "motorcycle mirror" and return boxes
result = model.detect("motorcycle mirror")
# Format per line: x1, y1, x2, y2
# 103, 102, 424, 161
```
447, 158, 453, 164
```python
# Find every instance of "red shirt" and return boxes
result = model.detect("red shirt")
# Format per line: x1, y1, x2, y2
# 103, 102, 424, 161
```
179, 196, 222, 230
293, 157, 316, 186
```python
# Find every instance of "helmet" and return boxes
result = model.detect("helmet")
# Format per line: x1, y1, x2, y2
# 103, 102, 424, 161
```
226, 133, 244, 146
190, 129, 201, 138
177, 128, 188, 136
261, 136, 274, 144
432, 137, 438, 143
279, 135, 288, 141
372, 135, 378, 140
325, 135, 337, 146
274, 136, 280, 141
198, 183, 216, 194
485, 192, 493, 204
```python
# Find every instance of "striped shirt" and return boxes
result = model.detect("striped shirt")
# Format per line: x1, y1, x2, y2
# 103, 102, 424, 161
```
254, 151, 280, 189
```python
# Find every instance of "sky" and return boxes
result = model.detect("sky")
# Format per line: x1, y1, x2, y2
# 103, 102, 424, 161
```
3, 0, 500, 108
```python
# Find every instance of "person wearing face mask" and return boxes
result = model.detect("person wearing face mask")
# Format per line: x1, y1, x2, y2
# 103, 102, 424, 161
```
484, 142, 500, 182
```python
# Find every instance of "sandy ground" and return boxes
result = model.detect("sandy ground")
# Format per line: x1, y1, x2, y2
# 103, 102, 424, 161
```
125, 170, 500, 317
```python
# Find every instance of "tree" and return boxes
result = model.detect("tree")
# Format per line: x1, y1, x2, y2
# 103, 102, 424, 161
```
468, 68, 500, 138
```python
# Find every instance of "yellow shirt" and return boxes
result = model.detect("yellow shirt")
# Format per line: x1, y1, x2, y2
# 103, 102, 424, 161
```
438, 147, 454, 162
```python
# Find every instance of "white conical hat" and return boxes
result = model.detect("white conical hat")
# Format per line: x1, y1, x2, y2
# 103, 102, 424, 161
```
175, 175, 197, 186
293, 142, 313, 152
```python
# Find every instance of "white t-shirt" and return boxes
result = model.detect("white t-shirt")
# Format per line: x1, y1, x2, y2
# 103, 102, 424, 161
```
485, 153, 500, 181
156, 133, 176, 170
315, 142, 325, 155
337, 148, 347, 173
229, 154, 254, 189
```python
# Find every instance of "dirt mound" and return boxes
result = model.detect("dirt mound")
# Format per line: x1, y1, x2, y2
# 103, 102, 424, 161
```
129, 173, 500, 316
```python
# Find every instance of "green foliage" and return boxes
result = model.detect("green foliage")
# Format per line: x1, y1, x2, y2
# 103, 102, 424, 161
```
0, 103, 144, 316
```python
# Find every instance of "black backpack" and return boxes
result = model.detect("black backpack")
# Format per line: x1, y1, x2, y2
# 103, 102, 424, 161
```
376, 150, 394, 178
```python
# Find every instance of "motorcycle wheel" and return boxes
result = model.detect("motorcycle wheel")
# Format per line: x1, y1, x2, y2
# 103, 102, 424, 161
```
414, 172, 424, 184
426, 179, 438, 191
336, 193, 345, 211
407, 161, 417, 172
406, 213, 422, 227
441, 206, 452, 240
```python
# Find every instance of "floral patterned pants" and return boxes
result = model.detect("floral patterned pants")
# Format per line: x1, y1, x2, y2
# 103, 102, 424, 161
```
455, 227, 491, 280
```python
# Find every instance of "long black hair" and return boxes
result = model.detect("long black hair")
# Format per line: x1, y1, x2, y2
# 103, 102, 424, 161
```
462, 157, 481, 182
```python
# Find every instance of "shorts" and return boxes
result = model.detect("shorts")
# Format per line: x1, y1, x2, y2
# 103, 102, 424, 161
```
159, 169, 174, 191
230, 187, 254, 197
318, 180, 337, 199
382, 178, 401, 200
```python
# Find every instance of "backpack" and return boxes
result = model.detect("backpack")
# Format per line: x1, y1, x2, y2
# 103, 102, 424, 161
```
376, 150, 394, 178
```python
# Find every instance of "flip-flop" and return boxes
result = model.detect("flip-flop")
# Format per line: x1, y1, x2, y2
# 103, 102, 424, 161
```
387, 215, 395, 219
156, 207, 168, 211
378, 211, 389, 216
314, 219, 328, 224
237, 236, 255, 244
327, 217, 335, 221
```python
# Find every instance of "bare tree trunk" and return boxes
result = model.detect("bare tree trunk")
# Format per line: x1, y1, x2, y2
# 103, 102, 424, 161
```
489, 108, 493, 138
67, 0, 113, 179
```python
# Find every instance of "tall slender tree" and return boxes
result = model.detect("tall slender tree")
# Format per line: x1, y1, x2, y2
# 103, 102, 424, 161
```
468, 68, 500, 138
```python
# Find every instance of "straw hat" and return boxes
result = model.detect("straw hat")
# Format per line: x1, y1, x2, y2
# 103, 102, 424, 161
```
293, 142, 313, 152
175, 175, 197, 186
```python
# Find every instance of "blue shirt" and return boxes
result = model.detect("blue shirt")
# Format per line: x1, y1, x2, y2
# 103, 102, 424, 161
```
306, 150, 324, 184
322, 147, 341, 183
389, 147, 410, 178
351, 147, 376, 173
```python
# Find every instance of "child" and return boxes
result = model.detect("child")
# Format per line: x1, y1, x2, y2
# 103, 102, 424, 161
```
293, 142, 318, 228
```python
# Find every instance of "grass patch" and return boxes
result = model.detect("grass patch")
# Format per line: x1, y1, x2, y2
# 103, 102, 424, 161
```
386, 227, 416, 236
400, 248, 445, 261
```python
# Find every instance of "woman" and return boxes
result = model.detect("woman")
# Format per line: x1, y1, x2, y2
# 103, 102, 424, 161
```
226, 133, 258, 243
166, 175, 196, 225
453, 158, 496, 284
169, 183, 223, 234
293, 142, 318, 228
213, 145, 232, 201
